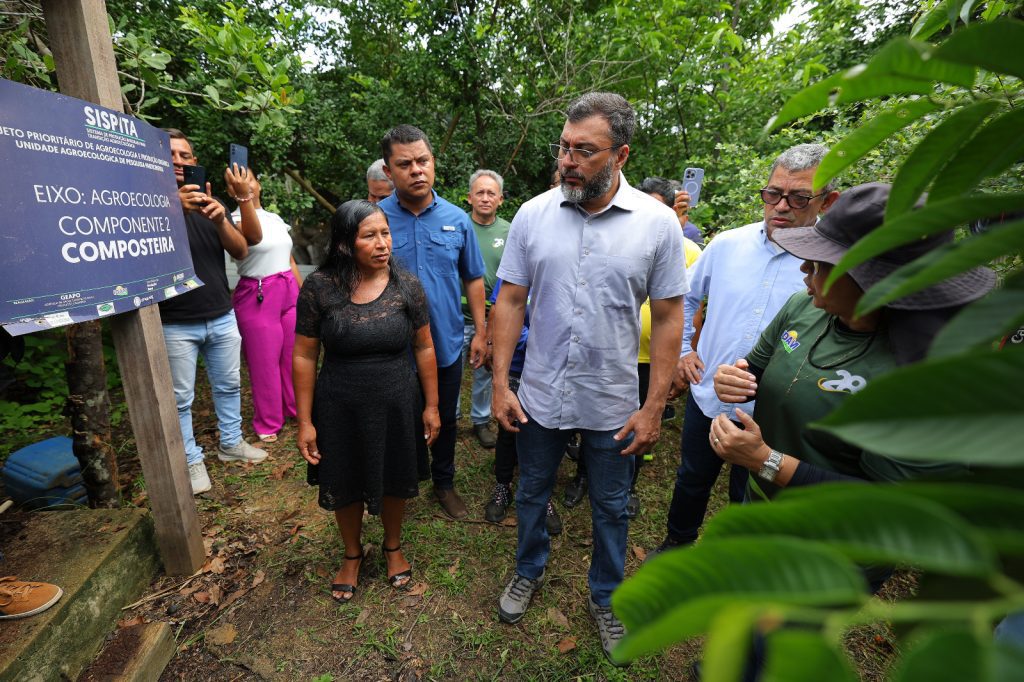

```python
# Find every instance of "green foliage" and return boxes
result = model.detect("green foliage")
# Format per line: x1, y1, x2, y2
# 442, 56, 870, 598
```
614, 4, 1024, 679
0, 332, 67, 456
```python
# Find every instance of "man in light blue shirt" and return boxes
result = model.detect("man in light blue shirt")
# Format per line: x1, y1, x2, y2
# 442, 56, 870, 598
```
653, 143, 840, 555
490, 93, 687, 663
378, 124, 488, 520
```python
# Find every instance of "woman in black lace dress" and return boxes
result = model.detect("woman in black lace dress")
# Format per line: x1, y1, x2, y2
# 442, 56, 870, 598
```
293, 200, 440, 603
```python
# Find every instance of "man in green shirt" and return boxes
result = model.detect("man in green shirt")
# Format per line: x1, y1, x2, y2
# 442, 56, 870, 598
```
462, 169, 511, 447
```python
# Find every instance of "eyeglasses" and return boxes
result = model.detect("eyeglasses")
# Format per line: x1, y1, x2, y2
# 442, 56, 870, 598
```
549, 143, 621, 162
759, 188, 827, 209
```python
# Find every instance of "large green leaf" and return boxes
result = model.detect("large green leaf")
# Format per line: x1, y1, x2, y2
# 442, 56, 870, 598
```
762, 631, 857, 682
855, 219, 1022, 314
702, 487, 996, 576
702, 604, 758, 682
893, 628, 1024, 682
933, 19, 1024, 80
887, 100, 1003, 220
911, 2, 952, 40
865, 38, 975, 88
928, 107, 1024, 202
814, 99, 941, 190
813, 347, 1024, 464
611, 538, 867, 661
825, 193, 1024, 288
929, 271, 1024, 358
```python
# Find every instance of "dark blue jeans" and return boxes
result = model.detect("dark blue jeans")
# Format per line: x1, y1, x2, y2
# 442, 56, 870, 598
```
515, 411, 633, 605
666, 397, 749, 543
415, 355, 463, 488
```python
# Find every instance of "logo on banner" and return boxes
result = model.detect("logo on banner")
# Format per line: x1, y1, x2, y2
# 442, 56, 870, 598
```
113, 285, 128, 296
163, 286, 178, 299
96, 302, 114, 316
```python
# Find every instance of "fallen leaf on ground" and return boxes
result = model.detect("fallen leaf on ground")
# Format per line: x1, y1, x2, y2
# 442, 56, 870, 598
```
315, 565, 330, 579
180, 582, 203, 597
448, 558, 460, 576
546, 607, 570, 629
270, 461, 295, 480
407, 582, 428, 596
193, 591, 211, 604
557, 637, 577, 654
202, 537, 215, 556
208, 583, 223, 605
500, 517, 517, 527
205, 623, 237, 646
218, 588, 248, 611
250, 570, 266, 588
118, 615, 145, 628
355, 609, 370, 625
632, 545, 647, 562
203, 556, 226, 574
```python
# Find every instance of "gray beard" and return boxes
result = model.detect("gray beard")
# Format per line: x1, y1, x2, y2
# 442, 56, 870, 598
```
560, 158, 615, 204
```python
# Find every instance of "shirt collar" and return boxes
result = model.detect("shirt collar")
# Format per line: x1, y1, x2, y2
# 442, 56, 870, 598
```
392, 189, 439, 217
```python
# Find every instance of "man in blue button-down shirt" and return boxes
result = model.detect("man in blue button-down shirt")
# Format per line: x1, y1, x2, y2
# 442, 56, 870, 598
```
378, 125, 488, 520
653, 143, 840, 556
490, 93, 687, 663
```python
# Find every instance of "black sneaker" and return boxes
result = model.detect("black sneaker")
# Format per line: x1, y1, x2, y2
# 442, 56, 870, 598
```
563, 475, 587, 508
625, 488, 640, 519
564, 433, 581, 461
644, 536, 686, 563
546, 499, 562, 536
485, 483, 512, 523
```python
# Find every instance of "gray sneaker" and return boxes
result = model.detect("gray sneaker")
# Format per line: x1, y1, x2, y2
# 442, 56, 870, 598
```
589, 596, 628, 666
217, 440, 268, 463
188, 461, 211, 495
498, 570, 545, 624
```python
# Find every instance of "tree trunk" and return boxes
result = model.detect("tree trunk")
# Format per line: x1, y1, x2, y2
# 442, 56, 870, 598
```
65, 321, 120, 507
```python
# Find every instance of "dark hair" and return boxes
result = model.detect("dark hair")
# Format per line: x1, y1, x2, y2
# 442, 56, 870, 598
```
381, 125, 433, 164
565, 92, 636, 147
637, 177, 674, 207
319, 199, 414, 303
163, 128, 193, 153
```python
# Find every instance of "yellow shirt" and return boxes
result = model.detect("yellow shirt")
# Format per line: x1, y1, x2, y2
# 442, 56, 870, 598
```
638, 237, 702, 363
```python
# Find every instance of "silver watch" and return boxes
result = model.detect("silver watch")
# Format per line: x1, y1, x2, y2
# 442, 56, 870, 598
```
758, 449, 784, 483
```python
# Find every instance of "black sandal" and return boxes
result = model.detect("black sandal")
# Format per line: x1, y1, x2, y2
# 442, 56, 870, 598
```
382, 544, 413, 590
330, 552, 363, 603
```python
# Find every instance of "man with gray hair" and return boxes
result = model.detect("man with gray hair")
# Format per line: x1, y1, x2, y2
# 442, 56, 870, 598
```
490, 92, 687, 662
463, 169, 509, 450
651, 143, 839, 556
366, 158, 393, 203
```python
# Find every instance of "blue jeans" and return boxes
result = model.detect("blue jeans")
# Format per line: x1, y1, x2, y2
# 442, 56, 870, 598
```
162, 311, 243, 465
515, 411, 634, 606
460, 323, 491, 425
666, 396, 749, 543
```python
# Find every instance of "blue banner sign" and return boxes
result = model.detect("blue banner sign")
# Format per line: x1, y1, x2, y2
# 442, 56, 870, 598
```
0, 78, 201, 335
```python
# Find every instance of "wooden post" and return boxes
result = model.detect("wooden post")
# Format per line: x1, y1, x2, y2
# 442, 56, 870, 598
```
41, 0, 204, 575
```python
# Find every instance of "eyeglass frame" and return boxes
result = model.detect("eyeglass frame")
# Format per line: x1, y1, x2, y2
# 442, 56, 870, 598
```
758, 187, 828, 210
549, 143, 623, 162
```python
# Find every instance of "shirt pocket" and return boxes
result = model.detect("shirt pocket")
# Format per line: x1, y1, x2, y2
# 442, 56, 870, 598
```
429, 230, 464, 275
599, 255, 650, 309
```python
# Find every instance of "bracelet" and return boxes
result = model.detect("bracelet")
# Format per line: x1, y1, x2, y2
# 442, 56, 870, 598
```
232, 193, 254, 203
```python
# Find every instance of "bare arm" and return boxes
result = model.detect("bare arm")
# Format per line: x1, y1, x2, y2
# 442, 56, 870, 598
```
412, 324, 441, 445
225, 163, 262, 245
293, 334, 320, 465
616, 295, 683, 455
290, 256, 303, 287
464, 276, 487, 369
489, 282, 528, 431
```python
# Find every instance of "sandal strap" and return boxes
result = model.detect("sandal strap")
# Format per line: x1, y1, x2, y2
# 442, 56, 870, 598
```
344, 552, 364, 560
382, 544, 402, 553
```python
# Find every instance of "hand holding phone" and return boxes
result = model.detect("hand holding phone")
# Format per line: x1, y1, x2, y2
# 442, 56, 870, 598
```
683, 167, 704, 208
180, 164, 207, 209
229, 143, 248, 172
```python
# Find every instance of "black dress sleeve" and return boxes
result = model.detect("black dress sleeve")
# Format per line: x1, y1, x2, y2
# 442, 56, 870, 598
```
295, 271, 326, 338
402, 271, 431, 330
789, 461, 866, 487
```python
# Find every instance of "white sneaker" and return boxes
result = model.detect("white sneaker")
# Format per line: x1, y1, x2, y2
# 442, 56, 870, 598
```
217, 440, 268, 463
189, 462, 212, 495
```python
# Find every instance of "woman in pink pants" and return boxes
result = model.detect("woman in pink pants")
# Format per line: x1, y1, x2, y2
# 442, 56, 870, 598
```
231, 174, 302, 442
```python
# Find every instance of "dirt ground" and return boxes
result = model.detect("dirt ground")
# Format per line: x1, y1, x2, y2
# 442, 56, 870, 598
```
98, 368, 902, 681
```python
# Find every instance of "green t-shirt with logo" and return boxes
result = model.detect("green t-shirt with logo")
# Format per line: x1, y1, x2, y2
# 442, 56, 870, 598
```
747, 292, 956, 486
462, 215, 511, 324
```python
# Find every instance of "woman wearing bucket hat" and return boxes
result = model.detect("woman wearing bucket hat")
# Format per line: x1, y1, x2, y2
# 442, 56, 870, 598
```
708, 182, 995, 494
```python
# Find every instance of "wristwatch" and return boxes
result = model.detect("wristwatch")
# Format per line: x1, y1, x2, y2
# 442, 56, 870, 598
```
758, 448, 784, 483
